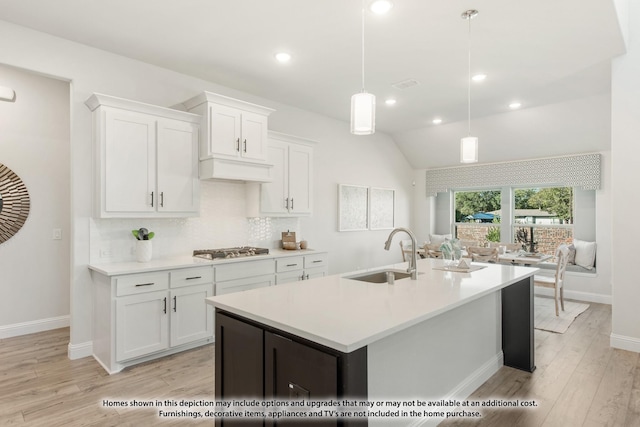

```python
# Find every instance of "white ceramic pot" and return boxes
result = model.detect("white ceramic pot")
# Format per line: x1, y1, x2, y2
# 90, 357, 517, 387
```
136, 240, 152, 262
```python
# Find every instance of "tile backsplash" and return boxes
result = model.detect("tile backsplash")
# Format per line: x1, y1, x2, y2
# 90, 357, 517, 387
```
90, 180, 301, 263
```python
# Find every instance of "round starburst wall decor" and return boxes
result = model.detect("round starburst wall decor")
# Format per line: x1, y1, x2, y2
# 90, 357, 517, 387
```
0, 163, 30, 244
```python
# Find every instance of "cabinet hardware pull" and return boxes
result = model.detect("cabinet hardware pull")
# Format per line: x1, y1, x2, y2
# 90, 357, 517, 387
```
173, 295, 177, 312
312, 260, 322, 263
243, 139, 247, 152
291, 198, 294, 210
135, 282, 155, 287
285, 198, 289, 210
160, 192, 164, 208
186, 276, 202, 280
305, 274, 310, 280
163, 297, 167, 314
286, 264, 298, 267
236, 138, 240, 151
151, 191, 154, 207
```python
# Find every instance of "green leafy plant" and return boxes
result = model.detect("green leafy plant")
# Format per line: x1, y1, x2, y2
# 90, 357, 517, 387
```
132, 227, 155, 240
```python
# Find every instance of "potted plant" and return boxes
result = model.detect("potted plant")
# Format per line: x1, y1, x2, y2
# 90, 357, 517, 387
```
132, 227, 155, 262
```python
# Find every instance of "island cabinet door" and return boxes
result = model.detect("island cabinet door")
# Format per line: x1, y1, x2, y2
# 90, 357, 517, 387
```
264, 332, 338, 427
215, 312, 264, 427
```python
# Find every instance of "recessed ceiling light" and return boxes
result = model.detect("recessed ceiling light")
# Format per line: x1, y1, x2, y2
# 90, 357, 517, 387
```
275, 52, 291, 63
385, 99, 397, 106
472, 74, 487, 82
370, 0, 393, 14
432, 118, 443, 125
509, 102, 522, 109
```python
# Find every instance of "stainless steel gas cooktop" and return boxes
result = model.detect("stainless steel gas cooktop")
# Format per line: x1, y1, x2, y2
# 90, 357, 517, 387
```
193, 247, 269, 260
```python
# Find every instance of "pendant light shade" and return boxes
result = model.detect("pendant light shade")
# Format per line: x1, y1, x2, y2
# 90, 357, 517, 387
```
460, 136, 478, 163
351, 91, 376, 135
460, 9, 479, 163
350, 1, 376, 135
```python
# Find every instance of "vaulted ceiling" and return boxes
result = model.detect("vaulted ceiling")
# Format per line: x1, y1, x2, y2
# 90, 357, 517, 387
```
0, 0, 626, 168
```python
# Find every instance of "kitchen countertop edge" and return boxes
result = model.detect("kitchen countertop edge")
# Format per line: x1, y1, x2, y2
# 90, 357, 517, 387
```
88, 249, 326, 276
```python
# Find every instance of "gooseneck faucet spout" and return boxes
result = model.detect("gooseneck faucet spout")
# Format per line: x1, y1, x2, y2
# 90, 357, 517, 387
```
384, 227, 418, 280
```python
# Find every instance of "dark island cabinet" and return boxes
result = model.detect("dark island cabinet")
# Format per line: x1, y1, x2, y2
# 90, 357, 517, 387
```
215, 310, 368, 427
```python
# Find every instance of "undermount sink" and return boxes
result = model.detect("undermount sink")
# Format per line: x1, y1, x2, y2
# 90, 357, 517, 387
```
346, 269, 413, 283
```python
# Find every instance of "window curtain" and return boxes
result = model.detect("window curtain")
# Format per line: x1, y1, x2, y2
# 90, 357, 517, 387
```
425, 153, 601, 197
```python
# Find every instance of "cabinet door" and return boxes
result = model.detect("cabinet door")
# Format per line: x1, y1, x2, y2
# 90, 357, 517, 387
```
240, 111, 268, 161
260, 140, 289, 214
157, 118, 199, 213
215, 312, 264, 427
304, 267, 327, 281
116, 290, 169, 361
265, 332, 338, 427
276, 270, 303, 285
170, 284, 213, 347
288, 144, 313, 214
103, 108, 156, 214
208, 103, 241, 158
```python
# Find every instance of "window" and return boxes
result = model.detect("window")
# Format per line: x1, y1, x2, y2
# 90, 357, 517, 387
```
513, 187, 573, 254
453, 190, 502, 244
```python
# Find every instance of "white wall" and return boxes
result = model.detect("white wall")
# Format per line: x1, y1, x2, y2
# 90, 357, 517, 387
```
0, 64, 71, 337
0, 20, 414, 353
611, 0, 640, 352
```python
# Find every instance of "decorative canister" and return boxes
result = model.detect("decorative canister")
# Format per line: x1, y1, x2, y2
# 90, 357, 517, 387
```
136, 240, 152, 262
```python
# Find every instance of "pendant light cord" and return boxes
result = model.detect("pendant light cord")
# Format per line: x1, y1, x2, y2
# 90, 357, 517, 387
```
361, 0, 365, 92
467, 13, 472, 136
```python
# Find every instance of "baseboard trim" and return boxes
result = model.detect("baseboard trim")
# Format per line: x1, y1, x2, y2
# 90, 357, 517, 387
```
534, 288, 611, 305
610, 333, 640, 353
0, 315, 70, 339
409, 352, 504, 427
68, 340, 93, 360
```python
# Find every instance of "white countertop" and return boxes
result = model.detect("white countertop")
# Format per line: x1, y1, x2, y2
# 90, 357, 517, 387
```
206, 258, 538, 353
88, 249, 325, 276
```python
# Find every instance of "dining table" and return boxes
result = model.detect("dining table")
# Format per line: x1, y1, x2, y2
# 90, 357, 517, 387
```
498, 252, 552, 266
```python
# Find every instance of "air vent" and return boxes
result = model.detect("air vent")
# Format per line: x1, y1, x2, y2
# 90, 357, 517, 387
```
391, 79, 420, 90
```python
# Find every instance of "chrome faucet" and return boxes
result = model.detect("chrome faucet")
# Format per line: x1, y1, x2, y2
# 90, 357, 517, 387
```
384, 227, 418, 280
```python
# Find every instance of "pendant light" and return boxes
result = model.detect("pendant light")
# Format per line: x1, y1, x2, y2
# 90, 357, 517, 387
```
351, 0, 375, 135
460, 9, 478, 163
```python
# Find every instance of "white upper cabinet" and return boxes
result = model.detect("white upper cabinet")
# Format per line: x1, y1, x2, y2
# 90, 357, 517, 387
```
247, 131, 315, 217
86, 93, 200, 218
182, 92, 274, 182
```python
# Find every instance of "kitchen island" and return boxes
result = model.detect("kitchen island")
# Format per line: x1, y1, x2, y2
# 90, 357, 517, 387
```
206, 258, 537, 427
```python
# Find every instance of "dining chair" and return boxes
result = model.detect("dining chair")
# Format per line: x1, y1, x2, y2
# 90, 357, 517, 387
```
399, 240, 412, 262
467, 246, 499, 263
424, 243, 443, 258
534, 244, 570, 316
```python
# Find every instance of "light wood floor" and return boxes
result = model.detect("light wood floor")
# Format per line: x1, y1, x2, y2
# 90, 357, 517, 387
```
440, 301, 640, 426
0, 329, 214, 426
1, 301, 638, 426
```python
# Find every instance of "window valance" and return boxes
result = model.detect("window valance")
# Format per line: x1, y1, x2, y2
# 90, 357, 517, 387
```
425, 153, 601, 197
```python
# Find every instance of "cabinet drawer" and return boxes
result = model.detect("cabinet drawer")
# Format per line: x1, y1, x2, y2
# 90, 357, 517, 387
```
216, 274, 275, 296
170, 266, 213, 288
216, 259, 275, 282
304, 253, 327, 269
115, 272, 169, 296
276, 256, 304, 273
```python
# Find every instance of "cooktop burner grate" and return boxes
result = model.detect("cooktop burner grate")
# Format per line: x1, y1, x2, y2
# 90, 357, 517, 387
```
193, 247, 269, 260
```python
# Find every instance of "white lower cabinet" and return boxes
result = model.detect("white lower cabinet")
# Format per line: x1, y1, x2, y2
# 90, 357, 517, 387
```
275, 252, 328, 284
92, 265, 214, 374
90, 253, 327, 374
